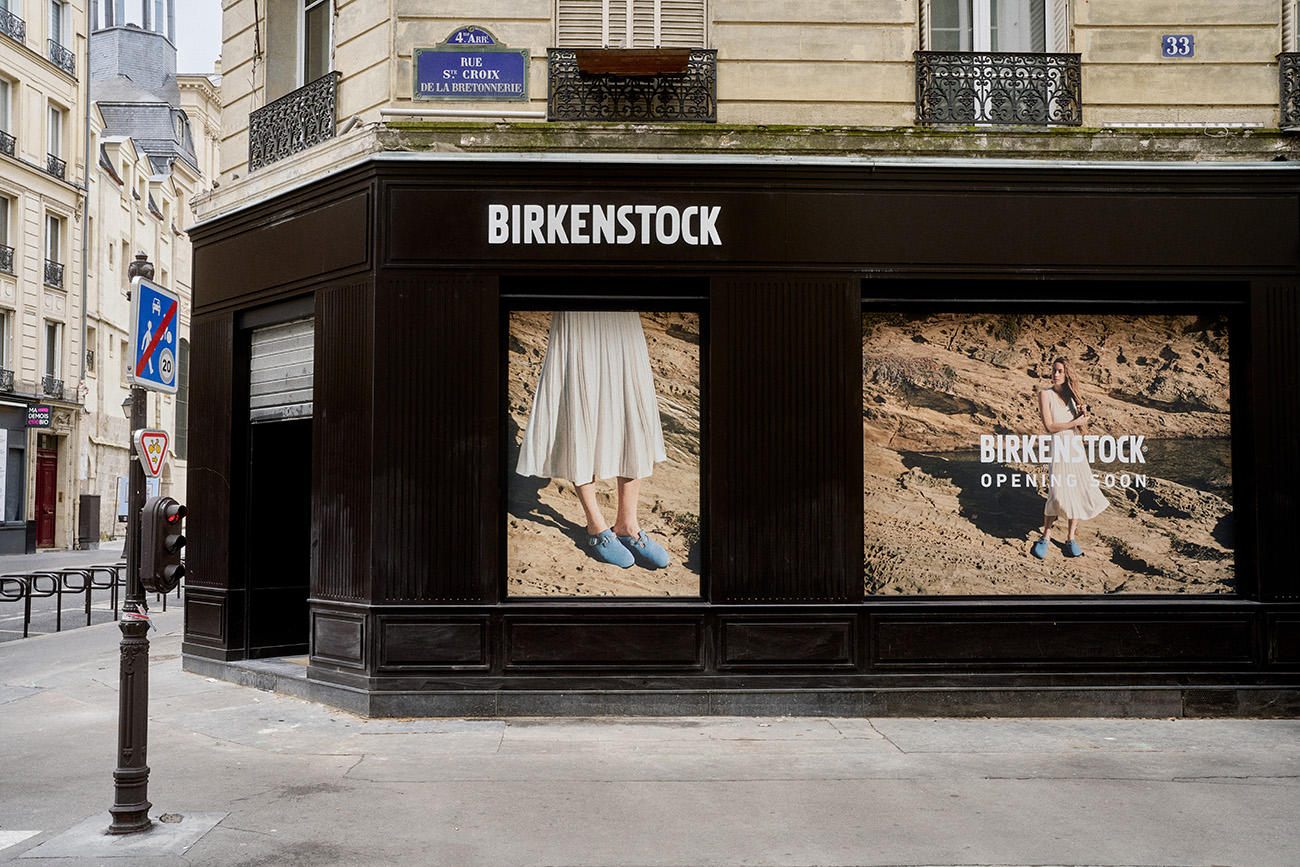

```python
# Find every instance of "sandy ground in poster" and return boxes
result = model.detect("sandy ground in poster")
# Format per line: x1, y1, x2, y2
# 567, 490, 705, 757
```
507, 310, 702, 596
863, 312, 1234, 595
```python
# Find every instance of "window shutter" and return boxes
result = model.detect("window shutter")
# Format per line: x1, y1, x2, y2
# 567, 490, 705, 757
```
919, 0, 932, 51
1049, 0, 1069, 52
631, 0, 656, 47
1286, 1, 1297, 53
658, 0, 706, 48
557, 0, 607, 47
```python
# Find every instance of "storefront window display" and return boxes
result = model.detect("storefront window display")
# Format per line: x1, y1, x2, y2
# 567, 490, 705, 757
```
508, 309, 702, 597
863, 310, 1234, 595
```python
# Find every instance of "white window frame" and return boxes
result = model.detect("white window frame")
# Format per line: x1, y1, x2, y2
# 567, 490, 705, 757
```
0, 308, 13, 370
43, 319, 62, 379
0, 77, 11, 135
922, 0, 1067, 53
556, 0, 707, 49
44, 213, 61, 264
49, 0, 65, 47
47, 103, 63, 159
1287, 1, 1298, 53
300, 0, 333, 86
0, 196, 8, 248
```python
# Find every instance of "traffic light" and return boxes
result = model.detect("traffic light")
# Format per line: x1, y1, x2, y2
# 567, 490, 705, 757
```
140, 496, 186, 594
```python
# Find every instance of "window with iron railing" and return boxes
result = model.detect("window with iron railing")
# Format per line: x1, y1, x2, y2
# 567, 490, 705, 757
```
0, 4, 24, 44
248, 71, 340, 170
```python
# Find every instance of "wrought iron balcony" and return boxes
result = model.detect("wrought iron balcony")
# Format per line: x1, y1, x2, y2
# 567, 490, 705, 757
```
0, 130, 13, 157
548, 49, 718, 123
0, 244, 12, 274
42, 376, 63, 400
0, 8, 24, 43
915, 51, 1082, 126
46, 153, 66, 179
1281, 53, 1300, 130
44, 259, 64, 289
0, 369, 13, 393
48, 39, 75, 76
248, 71, 340, 171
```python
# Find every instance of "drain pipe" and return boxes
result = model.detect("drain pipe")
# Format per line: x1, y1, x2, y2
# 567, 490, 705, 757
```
79, 2, 92, 387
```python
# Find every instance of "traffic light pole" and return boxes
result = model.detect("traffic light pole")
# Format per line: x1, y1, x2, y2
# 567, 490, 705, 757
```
109, 272, 153, 832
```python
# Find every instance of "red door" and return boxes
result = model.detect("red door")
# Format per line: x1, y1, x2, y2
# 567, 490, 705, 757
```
36, 449, 57, 548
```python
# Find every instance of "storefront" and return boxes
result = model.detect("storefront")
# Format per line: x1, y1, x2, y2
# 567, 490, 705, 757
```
182, 154, 1300, 716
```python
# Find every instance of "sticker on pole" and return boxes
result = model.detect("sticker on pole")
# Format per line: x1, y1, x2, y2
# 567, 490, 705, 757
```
134, 429, 169, 478
129, 276, 181, 394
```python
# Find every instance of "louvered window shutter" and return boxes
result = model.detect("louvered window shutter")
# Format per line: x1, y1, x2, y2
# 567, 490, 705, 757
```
558, 0, 704, 48
1286, 0, 1297, 53
1049, 0, 1069, 52
920, 0, 932, 51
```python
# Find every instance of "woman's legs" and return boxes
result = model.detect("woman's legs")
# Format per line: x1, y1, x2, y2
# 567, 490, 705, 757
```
576, 476, 642, 536
575, 481, 608, 535
1041, 513, 1057, 542
1066, 518, 1079, 542
612, 476, 641, 538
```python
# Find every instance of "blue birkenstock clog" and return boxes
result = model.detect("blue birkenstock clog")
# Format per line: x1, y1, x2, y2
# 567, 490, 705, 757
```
618, 531, 671, 569
588, 529, 634, 568
1065, 540, 1083, 558
1031, 538, 1049, 560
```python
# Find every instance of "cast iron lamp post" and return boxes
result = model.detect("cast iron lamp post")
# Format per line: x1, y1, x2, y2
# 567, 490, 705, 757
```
108, 253, 153, 835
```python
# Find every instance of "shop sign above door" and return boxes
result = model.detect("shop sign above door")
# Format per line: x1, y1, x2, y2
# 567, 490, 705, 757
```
414, 26, 529, 102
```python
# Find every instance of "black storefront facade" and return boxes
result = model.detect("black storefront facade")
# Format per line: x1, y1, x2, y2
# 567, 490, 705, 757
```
182, 153, 1300, 717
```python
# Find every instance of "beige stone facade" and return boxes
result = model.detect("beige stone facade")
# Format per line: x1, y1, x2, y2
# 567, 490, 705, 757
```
206, 0, 1298, 205
0, 0, 88, 551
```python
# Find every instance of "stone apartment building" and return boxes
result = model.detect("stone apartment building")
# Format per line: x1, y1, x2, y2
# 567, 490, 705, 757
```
0, 0, 88, 553
185, 1, 1300, 716
0, 0, 217, 552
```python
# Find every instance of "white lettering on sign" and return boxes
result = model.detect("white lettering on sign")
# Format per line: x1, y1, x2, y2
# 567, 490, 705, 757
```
488, 204, 722, 246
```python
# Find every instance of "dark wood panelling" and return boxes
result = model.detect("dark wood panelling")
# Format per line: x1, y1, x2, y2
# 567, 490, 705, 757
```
710, 276, 862, 602
506, 620, 703, 668
875, 618, 1254, 666
1272, 617, 1300, 665
379, 619, 488, 668
183, 593, 227, 641
314, 282, 375, 603
187, 314, 234, 592
371, 275, 499, 603
313, 613, 365, 665
1253, 284, 1300, 600
720, 619, 855, 667
194, 192, 370, 311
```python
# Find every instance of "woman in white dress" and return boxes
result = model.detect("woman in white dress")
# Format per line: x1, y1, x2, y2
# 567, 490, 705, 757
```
516, 310, 671, 569
1031, 357, 1109, 559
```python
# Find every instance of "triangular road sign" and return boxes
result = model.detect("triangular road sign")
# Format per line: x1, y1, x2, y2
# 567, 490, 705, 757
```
134, 429, 169, 478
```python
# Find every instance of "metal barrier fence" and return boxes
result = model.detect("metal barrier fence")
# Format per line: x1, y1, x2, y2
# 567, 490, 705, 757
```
0, 562, 182, 639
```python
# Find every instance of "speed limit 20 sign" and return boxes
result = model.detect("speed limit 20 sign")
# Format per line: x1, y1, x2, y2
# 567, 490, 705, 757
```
129, 276, 181, 394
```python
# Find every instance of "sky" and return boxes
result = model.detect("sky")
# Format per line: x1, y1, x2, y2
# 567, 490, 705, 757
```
173, 0, 224, 74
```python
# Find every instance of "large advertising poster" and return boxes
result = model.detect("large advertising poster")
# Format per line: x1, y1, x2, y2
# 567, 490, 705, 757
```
508, 310, 702, 596
863, 311, 1233, 595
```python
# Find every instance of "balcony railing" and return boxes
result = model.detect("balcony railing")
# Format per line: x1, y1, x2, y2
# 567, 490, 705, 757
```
248, 71, 340, 171
0, 8, 24, 43
1281, 53, 1300, 130
42, 376, 63, 400
0, 130, 13, 157
915, 51, 1082, 126
548, 48, 718, 122
48, 39, 75, 76
46, 153, 66, 179
0, 244, 12, 274
44, 259, 63, 289
0, 369, 13, 393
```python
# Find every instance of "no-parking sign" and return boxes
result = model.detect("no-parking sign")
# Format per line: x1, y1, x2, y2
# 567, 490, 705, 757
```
129, 276, 180, 394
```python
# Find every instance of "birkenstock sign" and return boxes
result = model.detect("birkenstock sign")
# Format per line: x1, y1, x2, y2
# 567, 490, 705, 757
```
414, 26, 529, 101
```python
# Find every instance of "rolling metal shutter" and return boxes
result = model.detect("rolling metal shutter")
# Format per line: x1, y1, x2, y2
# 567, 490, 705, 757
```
250, 318, 314, 423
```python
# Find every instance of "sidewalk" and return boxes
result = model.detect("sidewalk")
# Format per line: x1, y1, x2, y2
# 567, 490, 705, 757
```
1, 611, 1297, 867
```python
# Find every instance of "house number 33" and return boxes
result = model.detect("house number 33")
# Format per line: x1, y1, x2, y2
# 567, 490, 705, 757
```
1162, 35, 1194, 57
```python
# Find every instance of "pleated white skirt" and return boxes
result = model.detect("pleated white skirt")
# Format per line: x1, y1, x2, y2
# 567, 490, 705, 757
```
516, 311, 667, 484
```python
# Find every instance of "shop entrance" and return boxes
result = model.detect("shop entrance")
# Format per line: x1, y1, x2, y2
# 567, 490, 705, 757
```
35, 437, 57, 548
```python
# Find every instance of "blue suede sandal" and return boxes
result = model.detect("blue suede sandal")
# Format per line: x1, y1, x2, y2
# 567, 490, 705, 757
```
1031, 538, 1049, 560
588, 529, 634, 568
1065, 540, 1083, 558
618, 531, 671, 569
